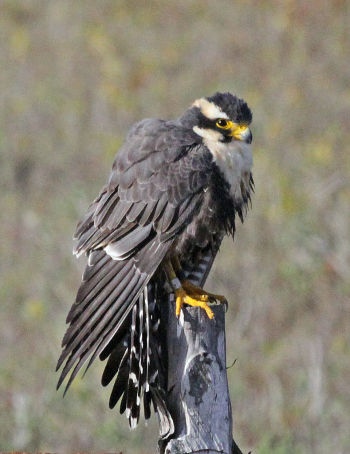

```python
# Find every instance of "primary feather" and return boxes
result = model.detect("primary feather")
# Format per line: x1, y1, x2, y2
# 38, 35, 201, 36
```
57, 92, 253, 432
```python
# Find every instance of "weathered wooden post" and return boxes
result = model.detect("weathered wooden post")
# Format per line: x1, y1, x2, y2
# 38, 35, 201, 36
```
159, 298, 243, 454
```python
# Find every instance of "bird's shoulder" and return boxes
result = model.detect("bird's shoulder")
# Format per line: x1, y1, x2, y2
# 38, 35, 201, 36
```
73, 121, 216, 253
106, 118, 202, 188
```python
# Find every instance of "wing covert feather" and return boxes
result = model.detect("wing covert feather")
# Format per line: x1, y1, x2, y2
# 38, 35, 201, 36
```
58, 120, 216, 396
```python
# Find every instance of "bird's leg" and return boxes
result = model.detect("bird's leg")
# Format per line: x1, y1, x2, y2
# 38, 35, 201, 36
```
170, 255, 183, 277
164, 256, 226, 319
182, 280, 227, 304
171, 255, 227, 304
163, 258, 214, 319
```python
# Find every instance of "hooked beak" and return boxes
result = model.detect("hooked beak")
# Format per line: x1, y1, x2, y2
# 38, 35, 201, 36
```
230, 125, 252, 144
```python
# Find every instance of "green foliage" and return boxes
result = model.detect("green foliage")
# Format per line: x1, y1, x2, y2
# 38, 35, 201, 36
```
1, 0, 349, 452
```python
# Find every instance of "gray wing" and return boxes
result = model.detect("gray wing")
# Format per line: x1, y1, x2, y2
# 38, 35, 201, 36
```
57, 119, 215, 391
73, 118, 210, 255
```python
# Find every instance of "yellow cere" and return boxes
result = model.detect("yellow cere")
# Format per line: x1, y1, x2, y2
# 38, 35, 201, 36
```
233, 124, 248, 134
231, 124, 249, 139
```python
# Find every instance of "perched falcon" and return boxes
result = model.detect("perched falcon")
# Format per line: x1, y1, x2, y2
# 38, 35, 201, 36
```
57, 92, 253, 434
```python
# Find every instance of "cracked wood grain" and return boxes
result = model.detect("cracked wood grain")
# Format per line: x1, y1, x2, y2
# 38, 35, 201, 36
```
159, 301, 242, 454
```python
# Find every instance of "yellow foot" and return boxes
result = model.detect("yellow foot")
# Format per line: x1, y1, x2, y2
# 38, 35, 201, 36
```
182, 280, 227, 304
175, 287, 214, 319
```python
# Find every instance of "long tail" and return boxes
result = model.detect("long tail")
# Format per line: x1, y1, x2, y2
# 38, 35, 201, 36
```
57, 237, 221, 435
56, 241, 173, 436
100, 280, 173, 437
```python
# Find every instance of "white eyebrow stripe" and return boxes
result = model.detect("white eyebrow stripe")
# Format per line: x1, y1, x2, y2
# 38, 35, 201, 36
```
193, 126, 223, 142
192, 98, 229, 120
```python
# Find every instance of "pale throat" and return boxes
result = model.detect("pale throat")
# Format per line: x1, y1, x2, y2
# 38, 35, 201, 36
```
193, 126, 253, 200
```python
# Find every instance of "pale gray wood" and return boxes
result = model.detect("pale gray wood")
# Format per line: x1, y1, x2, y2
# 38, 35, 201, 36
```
159, 300, 242, 454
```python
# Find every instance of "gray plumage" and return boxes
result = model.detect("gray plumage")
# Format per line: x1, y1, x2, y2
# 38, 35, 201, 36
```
57, 92, 253, 432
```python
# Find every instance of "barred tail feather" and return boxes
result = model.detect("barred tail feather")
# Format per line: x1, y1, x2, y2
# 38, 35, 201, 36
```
101, 281, 173, 437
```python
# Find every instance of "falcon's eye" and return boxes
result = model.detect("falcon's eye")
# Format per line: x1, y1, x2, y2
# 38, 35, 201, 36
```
216, 119, 230, 129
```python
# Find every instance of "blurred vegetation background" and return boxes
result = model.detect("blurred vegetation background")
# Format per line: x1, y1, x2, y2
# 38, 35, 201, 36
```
1, 0, 349, 452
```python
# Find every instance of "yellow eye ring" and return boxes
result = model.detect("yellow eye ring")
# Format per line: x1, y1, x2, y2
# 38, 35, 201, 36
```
216, 119, 232, 129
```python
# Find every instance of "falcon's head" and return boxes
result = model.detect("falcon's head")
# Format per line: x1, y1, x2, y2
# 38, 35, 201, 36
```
183, 92, 252, 145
